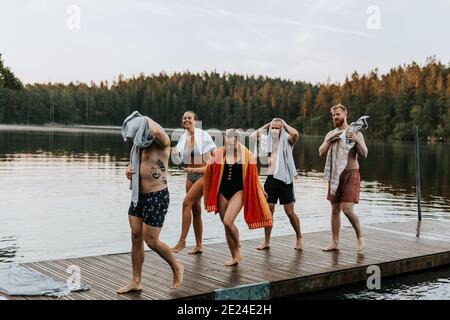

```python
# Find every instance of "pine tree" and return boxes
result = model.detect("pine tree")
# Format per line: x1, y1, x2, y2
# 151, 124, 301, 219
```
0, 54, 23, 90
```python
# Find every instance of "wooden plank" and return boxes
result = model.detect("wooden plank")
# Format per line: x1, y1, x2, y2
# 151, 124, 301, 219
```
3, 220, 450, 300
46, 258, 136, 300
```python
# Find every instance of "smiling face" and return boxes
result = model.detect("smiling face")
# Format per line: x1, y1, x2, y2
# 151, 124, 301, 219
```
331, 107, 347, 128
182, 111, 196, 129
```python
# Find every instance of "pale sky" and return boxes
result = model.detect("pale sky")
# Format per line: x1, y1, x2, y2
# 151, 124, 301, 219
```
1, 0, 449, 85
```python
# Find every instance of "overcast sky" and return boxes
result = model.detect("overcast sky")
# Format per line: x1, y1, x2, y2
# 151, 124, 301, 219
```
1, 0, 449, 85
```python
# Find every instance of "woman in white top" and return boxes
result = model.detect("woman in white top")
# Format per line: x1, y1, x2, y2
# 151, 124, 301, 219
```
170, 111, 216, 254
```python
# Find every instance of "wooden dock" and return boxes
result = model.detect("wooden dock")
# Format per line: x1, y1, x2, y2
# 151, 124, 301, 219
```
2, 219, 450, 300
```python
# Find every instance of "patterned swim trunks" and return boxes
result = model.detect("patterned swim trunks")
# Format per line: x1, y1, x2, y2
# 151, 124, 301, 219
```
128, 188, 170, 227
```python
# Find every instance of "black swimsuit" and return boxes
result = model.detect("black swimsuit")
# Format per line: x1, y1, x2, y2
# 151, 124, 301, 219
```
219, 160, 243, 200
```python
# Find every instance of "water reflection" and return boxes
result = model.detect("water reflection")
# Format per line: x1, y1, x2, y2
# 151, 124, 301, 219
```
0, 129, 449, 264
0, 236, 17, 263
293, 266, 450, 300
293, 137, 450, 202
1, 130, 448, 200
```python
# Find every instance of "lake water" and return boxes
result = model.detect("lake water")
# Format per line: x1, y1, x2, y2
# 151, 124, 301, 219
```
0, 126, 449, 299
293, 266, 450, 300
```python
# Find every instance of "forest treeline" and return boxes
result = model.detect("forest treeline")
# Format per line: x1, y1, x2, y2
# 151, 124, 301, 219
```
1, 54, 449, 140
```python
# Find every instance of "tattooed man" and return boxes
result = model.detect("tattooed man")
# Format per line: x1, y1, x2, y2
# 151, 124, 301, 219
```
117, 116, 183, 293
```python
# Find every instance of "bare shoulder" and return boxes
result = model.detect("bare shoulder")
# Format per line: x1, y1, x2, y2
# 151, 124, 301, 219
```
145, 116, 165, 130
355, 131, 365, 139
145, 116, 158, 128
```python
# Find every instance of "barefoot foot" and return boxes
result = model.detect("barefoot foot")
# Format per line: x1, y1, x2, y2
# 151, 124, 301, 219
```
188, 246, 203, 255
322, 242, 339, 252
170, 241, 186, 253
116, 281, 142, 294
171, 263, 184, 289
224, 258, 239, 266
357, 237, 365, 253
295, 238, 303, 250
256, 241, 270, 250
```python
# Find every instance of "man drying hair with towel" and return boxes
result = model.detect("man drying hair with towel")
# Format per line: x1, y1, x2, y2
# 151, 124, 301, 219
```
251, 118, 303, 250
319, 104, 368, 254
117, 111, 183, 293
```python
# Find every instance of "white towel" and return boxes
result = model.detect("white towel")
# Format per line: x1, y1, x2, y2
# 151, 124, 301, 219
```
253, 133, 268, 157
265, 121, 298, 184
324, 116, 369, 195
174, 128, 216, 164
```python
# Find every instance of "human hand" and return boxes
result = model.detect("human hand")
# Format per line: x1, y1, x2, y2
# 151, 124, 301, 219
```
327, 130, 343, 143
184, 167, 194, 174
346, 131, 358, 143
125, 164, 133, 180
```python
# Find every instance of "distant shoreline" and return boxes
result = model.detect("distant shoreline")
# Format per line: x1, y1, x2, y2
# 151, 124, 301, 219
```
0, 123, 122, 134
7, 124, 444, 143
0, 123, 208, 135
0, 123, 325, 138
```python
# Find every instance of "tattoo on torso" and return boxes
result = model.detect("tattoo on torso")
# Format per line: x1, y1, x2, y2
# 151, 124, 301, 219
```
156, 159, 166, 172
149, 159, 167, 184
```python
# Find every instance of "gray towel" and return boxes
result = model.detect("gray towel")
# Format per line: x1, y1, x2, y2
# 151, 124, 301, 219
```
342, 116, 370, 144
324, 116, 369, 195
121, 111, 154, 207
0, 264, 90, 297
266, 120, 298, 184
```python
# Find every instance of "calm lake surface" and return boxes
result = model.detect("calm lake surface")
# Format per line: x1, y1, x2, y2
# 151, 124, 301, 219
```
0, 126, 449, 299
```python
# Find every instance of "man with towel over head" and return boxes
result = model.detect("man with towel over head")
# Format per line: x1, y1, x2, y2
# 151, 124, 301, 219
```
251, 118, 303, 250
117, 111, 183, 293
319, 104, 369, 254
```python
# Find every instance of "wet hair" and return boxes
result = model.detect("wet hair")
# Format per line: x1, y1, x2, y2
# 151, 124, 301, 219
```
224, 128, 243, 141
182, 110, 198, 120
271, 118, 282, 128
330, 103, 347, 114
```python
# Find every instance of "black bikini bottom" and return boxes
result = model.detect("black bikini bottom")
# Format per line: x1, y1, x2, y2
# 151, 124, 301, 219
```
219, 180, 243, 200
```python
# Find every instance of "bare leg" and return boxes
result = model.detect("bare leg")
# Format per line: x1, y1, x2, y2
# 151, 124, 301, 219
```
144, 224, 184, 289
117, 216, 144, 294
257, 203, 275, 250
341, 202, 365, 253
220, 191, 244, 266
323, 203, 341, 251
283, 202, 303, 250
171, 177, 204, 253
189, 199, 203, 254
218, 193, 234, 258
170, 179, 192, 253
